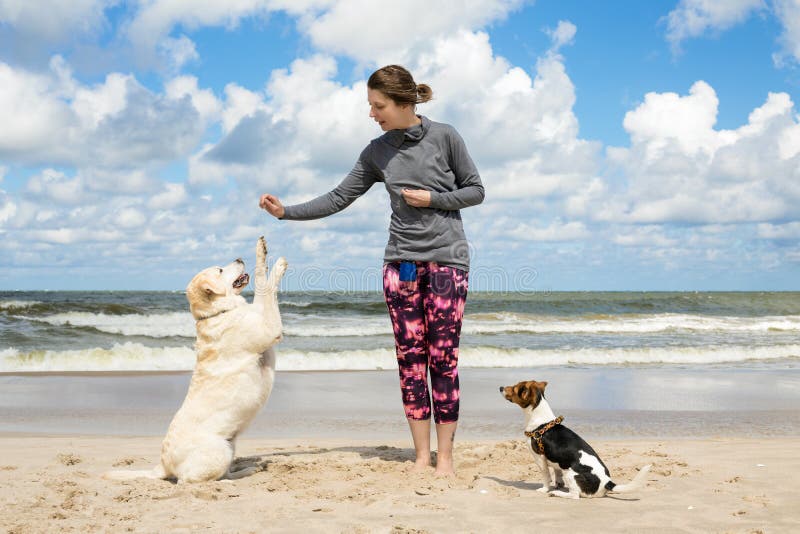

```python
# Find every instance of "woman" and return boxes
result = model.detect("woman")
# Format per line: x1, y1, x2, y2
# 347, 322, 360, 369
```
259, 65, 484, 476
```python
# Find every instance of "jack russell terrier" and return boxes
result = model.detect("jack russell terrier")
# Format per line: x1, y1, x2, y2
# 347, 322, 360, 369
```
500, 380, 651, 499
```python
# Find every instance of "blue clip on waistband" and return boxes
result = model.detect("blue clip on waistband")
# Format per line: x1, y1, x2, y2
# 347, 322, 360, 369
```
399, 261, 417, 282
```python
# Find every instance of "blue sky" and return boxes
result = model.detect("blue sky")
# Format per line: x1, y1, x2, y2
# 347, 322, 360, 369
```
1, 0, 799, 291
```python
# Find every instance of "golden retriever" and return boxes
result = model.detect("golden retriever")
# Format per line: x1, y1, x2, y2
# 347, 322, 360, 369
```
105, 236, 287, 483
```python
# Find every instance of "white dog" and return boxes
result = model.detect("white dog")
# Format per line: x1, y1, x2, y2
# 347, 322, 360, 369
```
105, 236, 287, 483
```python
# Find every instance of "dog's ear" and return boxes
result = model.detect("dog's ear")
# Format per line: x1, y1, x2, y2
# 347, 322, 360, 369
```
199, 273, 227, 298
529, 381, 547, 399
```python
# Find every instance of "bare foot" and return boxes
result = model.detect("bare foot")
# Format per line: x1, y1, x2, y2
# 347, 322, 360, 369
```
434, 455, 455, 477
410, 458, 431, 473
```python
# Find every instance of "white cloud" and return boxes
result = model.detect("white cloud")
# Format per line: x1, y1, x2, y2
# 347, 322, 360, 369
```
165, 75, 222, 123
148, 182, 187, 210
665, 0, 766, 52
299, 234, 321, 252
510, 220, 590, 242
665, 0, 800, 68
757, 221, 800, 239
622, 81, 724, 158
0, 61, 73, 159
82, 168, 157, 194
773, 0, 800, 66
188, 144, 229, 187
219, 83, 270, 134
116, 207, 147, 229
25, 169, 87, 205
158, 34, 199, 71
124, 0, 269, 66
613, 226, 679, 247
301, 0, 525, 63
24, 227, 124, 245
71, 71, 130, 129
546, 20, 577, 52
778, 122, 800, 160
602, 84, 800, 224
0, 0, 112, 42
0, 193, 16, 224
0, 58, 205, 169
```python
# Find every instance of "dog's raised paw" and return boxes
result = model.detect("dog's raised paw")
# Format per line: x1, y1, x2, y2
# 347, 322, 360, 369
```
256, 236, 268, 263
273, 257, 288, 279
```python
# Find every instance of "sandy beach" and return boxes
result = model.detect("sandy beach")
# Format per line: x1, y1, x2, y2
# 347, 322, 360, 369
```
1, 436, 798, 533
1, 367, 799, 532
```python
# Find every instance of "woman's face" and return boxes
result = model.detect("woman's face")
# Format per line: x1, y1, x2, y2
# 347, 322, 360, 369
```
368, 88, 413, 131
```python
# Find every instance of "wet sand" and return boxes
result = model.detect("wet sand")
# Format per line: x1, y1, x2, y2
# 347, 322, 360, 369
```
2, 366, 799, 438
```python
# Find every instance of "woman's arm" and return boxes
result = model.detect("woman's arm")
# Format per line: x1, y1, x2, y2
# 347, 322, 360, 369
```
428, 127, 485, 211
277, 148, 380, 221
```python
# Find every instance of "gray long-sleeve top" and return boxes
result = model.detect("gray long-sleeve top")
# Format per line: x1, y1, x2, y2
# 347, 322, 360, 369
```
281, 116, 484, 271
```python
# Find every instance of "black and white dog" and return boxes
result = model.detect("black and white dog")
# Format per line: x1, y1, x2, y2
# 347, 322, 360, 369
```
500, 380, 651, 499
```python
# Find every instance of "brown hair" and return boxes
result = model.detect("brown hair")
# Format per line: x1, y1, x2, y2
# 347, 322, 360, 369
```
367, 65, 433, 106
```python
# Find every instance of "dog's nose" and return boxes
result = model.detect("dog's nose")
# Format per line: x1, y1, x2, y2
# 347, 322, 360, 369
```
499, 387, 504, 392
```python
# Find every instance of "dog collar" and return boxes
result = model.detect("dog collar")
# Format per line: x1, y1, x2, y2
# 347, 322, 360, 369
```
195, 307, 232, 322
525, 415, 564, 455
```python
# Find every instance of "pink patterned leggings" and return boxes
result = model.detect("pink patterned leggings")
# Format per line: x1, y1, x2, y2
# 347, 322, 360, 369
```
382, 262, 469, 424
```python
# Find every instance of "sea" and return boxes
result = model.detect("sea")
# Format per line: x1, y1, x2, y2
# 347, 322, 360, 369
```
2, 290, 799, 373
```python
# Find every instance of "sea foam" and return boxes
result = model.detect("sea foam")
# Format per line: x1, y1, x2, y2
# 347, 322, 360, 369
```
2, 343, 798, 373
20, 310, 800, 339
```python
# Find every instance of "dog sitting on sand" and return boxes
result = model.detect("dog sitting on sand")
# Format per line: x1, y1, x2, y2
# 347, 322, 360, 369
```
500, 380, 651, 499
105, 236, 287, 483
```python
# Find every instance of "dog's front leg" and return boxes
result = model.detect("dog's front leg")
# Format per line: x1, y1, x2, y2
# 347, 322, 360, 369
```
253, 236, 270, 308
553, 467, 565, 488
536, 455, 555, 493
253, 236, 287, 342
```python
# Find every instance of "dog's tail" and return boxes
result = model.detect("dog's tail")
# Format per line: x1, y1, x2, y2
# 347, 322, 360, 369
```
103, 464, 166, 481
606, 464, 651, 493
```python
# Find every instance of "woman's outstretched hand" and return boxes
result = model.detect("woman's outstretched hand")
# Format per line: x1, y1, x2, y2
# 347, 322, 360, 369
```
259, 193, 285, 219
401, 188, 431, 208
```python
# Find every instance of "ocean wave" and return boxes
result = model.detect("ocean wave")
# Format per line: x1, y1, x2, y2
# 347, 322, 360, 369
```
3, 301, 143, 316
281, 300, 312, 308
2, 343, 798, 373
22, 311, 390, 338
282, 314, 390, 337
23, 312, 196, 338
16, 310, 800, 339
464, 312, 800, 334
0, 300, 43, 311
0, 343, 195, 372
281, 301, 389, 314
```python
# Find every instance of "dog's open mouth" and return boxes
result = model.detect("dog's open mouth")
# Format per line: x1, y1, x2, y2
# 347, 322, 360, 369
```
232, 273, 250, 289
